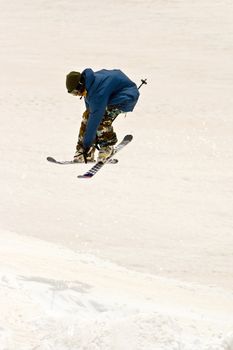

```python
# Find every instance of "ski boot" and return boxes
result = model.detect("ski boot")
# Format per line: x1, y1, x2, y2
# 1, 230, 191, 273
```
74, 146, 95, 163
97, 145, 114, 163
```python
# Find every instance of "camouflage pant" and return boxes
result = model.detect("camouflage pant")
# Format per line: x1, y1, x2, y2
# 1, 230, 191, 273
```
77, 107, 122, 149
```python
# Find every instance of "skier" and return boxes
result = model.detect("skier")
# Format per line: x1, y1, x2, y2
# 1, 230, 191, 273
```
66, 68, 140, 163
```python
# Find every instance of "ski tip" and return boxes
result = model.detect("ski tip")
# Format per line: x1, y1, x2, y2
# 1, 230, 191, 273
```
125, 134, 133, 141
77, 174, 93, 179
47, 156, 56, 163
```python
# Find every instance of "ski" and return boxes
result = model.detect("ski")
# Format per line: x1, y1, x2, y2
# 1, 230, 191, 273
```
77, 134, 133, 179
47, 156, 118, 165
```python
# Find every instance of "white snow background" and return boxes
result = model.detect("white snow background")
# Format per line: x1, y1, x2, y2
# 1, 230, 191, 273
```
0, 0, 233, 349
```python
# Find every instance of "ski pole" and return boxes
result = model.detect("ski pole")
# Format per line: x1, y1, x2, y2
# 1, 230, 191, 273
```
138, 78, 147, 90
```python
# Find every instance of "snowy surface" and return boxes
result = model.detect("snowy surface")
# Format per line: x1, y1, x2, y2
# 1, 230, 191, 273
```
0, 0, 233, 349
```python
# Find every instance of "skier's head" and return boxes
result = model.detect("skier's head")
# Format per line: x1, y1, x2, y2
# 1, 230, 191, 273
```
66, 71, 86, 96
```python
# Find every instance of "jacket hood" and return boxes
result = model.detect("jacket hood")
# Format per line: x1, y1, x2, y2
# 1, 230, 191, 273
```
82, 68, 95, 90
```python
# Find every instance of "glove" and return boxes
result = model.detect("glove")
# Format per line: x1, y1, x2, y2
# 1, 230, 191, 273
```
82, 147, 91, 164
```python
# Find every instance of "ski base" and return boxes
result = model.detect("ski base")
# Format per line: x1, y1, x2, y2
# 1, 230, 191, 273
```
47, 156, 118, 165
77, 134, 133, 179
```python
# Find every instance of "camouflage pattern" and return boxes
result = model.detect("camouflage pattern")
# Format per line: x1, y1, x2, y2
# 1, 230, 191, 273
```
76, 107, 122, 150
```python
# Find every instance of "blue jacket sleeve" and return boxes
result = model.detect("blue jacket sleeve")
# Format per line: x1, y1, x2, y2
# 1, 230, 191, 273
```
83, 97, 108, 149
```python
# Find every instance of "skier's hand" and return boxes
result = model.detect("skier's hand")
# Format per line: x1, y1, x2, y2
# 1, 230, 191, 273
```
74, 144, 88, 163
82, 147, 91, 164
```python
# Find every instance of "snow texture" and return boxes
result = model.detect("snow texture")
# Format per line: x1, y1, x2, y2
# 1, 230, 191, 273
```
0, 0, 233, 349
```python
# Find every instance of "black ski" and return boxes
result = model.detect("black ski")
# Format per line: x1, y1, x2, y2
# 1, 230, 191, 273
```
77, 134, 133, 179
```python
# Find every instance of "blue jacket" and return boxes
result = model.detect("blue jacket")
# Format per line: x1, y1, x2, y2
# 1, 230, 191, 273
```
82, 68, 139, 149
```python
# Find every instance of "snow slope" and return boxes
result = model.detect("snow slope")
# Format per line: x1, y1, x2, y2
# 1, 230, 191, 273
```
0, 0, 233, 349
0, 230, 233, 349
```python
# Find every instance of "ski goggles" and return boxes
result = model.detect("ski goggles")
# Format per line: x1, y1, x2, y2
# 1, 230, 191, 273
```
69, 89, 80, 96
